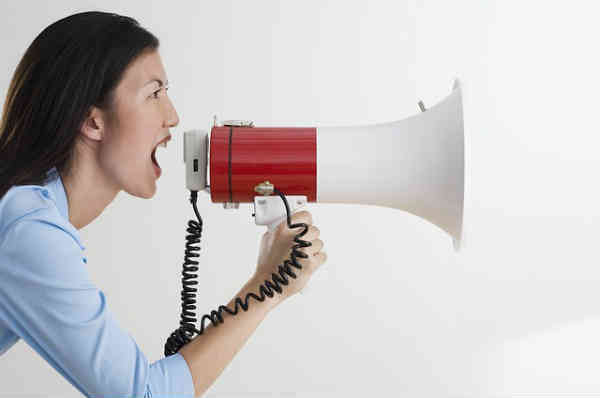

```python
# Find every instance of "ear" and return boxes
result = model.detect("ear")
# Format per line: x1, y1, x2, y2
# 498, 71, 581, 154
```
80, 106, 105, 141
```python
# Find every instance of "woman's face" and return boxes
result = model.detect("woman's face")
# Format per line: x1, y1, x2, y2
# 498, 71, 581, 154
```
97, 49, 179, 198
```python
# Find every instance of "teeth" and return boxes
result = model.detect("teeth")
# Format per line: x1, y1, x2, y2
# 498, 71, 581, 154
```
159, 141, 167, 148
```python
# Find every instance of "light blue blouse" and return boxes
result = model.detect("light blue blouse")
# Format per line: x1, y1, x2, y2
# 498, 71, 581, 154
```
0, 167, 195, 397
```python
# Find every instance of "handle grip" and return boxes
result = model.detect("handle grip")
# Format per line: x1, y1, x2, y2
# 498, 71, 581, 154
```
254, 195, 308, 229
254, 195, 312, 295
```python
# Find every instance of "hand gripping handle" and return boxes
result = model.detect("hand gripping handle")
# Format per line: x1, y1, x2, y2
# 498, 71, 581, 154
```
253, 195, 313, 295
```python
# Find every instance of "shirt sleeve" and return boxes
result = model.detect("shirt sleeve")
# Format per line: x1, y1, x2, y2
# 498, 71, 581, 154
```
0, 214, 196, 398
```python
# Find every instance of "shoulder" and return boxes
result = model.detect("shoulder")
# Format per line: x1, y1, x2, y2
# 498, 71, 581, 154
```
0, 185, 51, 232
0, 189, 87, 282
0, 185, 79, 250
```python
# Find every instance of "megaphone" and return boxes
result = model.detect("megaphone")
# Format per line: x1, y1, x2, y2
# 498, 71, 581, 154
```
184, 78, 465, 251
165, 79, 466, 355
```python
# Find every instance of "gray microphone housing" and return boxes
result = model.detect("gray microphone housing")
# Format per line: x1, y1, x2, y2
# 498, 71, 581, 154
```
184, 129, 209, 192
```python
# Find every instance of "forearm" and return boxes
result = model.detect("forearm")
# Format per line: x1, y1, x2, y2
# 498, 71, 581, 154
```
178, 274, 281, 397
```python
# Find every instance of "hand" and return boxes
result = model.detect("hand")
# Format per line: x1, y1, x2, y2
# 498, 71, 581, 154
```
254, 210, 327, 303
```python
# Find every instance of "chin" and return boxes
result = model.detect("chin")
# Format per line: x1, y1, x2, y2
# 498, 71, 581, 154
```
139, 189, 156, 199
141, 184, 157, 199
118, 166, 158, 199
125, 181, 157, 199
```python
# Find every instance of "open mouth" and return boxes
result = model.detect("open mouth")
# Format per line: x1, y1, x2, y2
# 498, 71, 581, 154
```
151, 147, 161, 178
151, 136, 170, 176
151, 147, 160, 167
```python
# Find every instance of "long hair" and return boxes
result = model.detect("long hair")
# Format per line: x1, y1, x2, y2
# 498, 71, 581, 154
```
0, 11, 159, 198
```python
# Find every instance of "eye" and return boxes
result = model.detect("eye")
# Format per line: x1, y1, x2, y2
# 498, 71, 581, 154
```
150, 86, 169, 100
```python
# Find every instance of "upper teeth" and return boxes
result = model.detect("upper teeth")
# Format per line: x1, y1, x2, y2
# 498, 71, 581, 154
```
159, 141, 167, 148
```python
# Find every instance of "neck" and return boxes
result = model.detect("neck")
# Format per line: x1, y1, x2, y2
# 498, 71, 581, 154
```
59, 142, 120, 230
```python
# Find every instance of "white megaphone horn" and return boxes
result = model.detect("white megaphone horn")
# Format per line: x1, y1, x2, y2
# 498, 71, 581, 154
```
184, 78, 465, 252
316, 78, 465, 250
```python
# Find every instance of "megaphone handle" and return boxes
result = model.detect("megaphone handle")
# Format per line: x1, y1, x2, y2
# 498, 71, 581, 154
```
254, 195, 312, 296
255, 195, 307, 228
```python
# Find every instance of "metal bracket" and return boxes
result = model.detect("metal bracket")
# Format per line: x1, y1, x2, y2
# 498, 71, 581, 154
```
222, 120, 254, 127
254, 180, 274, 196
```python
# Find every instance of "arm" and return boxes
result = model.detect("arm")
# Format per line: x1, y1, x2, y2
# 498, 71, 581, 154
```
178, 209, 325, 397
0, 214, 195, 398
178, 275, 282, 398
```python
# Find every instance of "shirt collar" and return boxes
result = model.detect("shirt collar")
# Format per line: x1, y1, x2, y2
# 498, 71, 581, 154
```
43, 167, 85, 251
44, 167, 69, 221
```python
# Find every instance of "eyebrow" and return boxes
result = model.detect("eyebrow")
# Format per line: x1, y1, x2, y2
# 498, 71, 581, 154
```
144, 78, 169, 88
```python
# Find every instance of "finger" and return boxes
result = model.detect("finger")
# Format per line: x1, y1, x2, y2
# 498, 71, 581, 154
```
303, 225, 320, 241
281, 211, 313, 236
301, 239, 323, 256
290, 210, 313, 226
296, 246, 324, 270
288, 226, 320, 251
314, 251, 327, 265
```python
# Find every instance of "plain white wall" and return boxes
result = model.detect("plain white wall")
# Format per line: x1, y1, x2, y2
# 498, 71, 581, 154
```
1, 0, 599, 397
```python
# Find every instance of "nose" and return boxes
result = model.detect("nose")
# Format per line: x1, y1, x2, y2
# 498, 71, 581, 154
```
163, 96, 179, 128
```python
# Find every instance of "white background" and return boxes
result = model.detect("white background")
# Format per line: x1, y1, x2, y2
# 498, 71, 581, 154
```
1, 1, 599, 397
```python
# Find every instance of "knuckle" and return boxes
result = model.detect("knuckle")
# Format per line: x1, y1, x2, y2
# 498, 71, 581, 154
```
300, 210, 313, 224
297, 243, 311, 254
312, 225, 320, 237
294, 210, 309, 217
298, 255, 312, 268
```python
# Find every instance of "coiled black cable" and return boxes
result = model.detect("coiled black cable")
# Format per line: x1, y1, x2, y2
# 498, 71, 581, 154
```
164, 187, 312, 357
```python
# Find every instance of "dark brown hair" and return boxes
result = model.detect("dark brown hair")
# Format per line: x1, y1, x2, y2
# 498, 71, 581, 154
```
0, 11, 159, 198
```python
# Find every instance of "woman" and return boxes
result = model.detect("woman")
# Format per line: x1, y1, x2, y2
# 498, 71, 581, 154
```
0, 11, 327, 397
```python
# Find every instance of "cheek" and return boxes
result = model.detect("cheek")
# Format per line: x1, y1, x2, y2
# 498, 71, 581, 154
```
100, 124, 153, 172
117, 108, 156, 154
